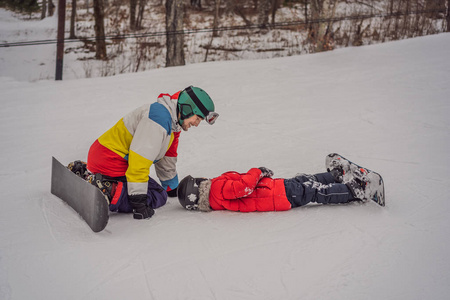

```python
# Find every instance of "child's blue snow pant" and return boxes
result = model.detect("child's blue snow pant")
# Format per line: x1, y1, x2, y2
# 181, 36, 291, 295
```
284, 172, 354, 208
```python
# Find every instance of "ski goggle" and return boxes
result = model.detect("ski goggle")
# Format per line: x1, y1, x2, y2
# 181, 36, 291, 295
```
205, 111, 219, 125
184, 86, 219, 125
179, 103, 195, 120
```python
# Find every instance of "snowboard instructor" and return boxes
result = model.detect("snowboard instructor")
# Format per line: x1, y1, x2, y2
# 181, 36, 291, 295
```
86, 86, 218, 220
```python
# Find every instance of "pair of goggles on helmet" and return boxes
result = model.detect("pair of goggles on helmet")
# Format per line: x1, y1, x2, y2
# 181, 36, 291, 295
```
205, 111, 219, 125
180, 104, 219, 125
179, 103, 195, 120
184, 86, 219, 125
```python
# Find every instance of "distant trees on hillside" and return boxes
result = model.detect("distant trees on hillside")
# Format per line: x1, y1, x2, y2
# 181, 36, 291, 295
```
5, 0, 447, 73
1, 0, 40, 14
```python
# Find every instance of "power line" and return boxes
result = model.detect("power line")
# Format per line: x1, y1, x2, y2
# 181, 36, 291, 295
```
0, 9, 446, 48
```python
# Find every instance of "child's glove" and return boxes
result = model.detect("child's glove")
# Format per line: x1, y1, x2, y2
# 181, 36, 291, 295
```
258, 167, 274, 178
128, 194, 155, 220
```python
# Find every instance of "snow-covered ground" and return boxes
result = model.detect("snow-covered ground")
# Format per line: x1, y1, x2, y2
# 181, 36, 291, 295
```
1, 10, 450, 299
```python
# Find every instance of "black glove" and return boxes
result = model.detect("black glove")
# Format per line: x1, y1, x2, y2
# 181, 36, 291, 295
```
258, 167, 274, 178
128, 194, 155, 220
167, 187, 178, 198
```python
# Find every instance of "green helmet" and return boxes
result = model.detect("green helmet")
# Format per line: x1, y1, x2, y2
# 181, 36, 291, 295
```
178, 86, 218, 125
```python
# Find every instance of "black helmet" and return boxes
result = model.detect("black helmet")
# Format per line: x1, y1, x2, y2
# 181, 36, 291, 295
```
177, 175, 207, 210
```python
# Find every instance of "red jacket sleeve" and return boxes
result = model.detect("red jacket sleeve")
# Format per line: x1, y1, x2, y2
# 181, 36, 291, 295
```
165, 131, 180, 157
221, 168, 263, 200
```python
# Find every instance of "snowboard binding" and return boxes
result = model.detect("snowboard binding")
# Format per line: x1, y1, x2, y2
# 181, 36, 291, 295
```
86, 173, 118, 204
68, 160, 90, 180
68, 161, 117, 203
326, 153, 385, 206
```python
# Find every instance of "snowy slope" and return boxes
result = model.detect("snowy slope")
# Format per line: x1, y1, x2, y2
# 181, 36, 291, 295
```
1, 32, 450, 299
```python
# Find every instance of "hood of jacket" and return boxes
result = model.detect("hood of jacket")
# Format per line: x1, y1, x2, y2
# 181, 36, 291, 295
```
198, 179, 212, 212
157, 92, 182, 133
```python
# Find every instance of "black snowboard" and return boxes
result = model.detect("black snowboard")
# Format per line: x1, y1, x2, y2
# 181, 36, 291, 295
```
51, 157, 109, 232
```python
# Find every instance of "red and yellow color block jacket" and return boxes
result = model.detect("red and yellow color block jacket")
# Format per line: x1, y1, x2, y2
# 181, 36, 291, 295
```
207, 168, 292, 212
87, 92, 182, 196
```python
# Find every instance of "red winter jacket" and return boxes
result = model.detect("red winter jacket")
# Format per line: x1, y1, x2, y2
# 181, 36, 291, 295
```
208, 168, 292, 212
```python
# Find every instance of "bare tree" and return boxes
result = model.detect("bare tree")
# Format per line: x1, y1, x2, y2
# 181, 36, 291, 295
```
130, 0, 138, 30
310, 0, 337, 52
135, 0, 146, 29
256, 0, 282, 29
41, 0, 47, 19
69, 0, 77, 39
213, 0, 221, 37
270, 0, 281, 25
258, 0, 271, 28
93, 0, 107, 59
165, 0, 185, 67
48, 0, 55, 16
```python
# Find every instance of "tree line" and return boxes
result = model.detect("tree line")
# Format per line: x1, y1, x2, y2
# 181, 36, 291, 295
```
85, 0, 449, 66
3, 0, 449, 68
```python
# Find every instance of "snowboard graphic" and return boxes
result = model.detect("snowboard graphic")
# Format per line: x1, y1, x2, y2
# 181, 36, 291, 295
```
51, 157, 109, 232
326, 153, 385, 206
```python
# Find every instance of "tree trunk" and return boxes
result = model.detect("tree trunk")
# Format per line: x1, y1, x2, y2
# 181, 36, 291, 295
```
41, 0, 47, 19
310, 0, 323, 50
135, 0, 146, 29
93, 0, 107, 59
48, 0, 55, 16
270, 0, 279, 25
305, 0, 308, 24
130, 0, 137, 30
69, 0, 77, 39
165, 0, 185, 67
403, 0, 411, 37
213, 0, 221, 37
388, 0, 394, 14
257, 0, 271, 28
310, 0, 336, 52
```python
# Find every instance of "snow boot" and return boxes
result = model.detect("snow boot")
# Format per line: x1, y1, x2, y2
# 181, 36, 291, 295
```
87, 173, 118, 203
325, 153, 385, 206
67, 160, 90, 179
326, 154, 352, 182
329, 167, 344, 183
345, 168, 369, 201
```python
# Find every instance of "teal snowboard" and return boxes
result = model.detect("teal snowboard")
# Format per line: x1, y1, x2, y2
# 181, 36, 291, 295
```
51, 157, 109, 232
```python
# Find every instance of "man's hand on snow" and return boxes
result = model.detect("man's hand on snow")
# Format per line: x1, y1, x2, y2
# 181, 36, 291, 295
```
128, 194, 155, 220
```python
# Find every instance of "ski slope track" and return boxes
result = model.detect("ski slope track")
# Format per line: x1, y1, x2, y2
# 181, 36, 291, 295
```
1, 32, 450, 299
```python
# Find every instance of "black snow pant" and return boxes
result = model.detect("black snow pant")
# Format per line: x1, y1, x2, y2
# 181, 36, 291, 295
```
284, 172, 354, 208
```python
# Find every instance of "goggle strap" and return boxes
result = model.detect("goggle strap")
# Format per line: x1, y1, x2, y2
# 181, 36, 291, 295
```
185, 86, 210, 118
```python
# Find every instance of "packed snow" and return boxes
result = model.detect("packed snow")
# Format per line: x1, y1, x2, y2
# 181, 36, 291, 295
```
1, 11, 450, 300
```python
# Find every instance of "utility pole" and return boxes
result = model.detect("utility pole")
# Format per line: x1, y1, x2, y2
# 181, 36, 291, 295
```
55, 0, 66, 80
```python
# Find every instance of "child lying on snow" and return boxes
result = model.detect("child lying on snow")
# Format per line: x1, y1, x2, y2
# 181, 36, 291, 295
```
177, 153, 385, 212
